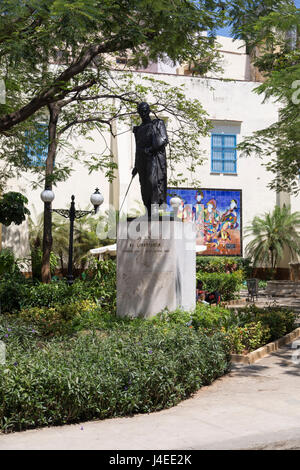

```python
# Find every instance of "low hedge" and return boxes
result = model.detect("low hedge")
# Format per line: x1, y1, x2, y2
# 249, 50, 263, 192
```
156, 304, 297, 354
0, 323, 230, 433
196, 256, 252, 277
0, 260, 116, 314
233, 305, 297, 342
196, 270, 244, 301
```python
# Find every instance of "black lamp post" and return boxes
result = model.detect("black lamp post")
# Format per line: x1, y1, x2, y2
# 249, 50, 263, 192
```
40, 188, 104, 285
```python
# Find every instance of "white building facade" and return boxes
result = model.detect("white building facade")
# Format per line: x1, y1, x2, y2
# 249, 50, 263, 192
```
3, 37, 299, 270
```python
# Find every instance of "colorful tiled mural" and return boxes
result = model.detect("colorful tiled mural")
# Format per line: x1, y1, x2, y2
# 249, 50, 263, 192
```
167, 188, 242, 256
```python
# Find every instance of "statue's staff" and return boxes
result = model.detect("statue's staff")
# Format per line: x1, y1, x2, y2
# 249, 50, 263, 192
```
119, 175, 135, 213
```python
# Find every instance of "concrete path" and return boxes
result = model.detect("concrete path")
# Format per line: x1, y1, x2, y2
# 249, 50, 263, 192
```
1, 343, 300, 450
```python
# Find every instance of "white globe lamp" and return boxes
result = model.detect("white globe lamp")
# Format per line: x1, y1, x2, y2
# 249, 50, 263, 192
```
40, 188, 55, 204
90, 188, 104, 213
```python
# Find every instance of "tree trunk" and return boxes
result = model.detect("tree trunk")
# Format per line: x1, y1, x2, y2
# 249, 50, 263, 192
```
41, 104, 59, 283
269, 248, 276, 280
59, 250, 64, 274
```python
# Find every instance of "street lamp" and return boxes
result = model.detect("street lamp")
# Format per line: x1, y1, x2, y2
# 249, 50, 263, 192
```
40, 188, 104, 285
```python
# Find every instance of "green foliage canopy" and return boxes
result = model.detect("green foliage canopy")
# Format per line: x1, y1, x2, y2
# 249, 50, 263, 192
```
231, 1, 300, 194
0, 191, 30, 226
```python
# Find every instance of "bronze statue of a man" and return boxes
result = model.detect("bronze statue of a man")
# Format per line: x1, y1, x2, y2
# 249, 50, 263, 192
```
132, 102, 168, 216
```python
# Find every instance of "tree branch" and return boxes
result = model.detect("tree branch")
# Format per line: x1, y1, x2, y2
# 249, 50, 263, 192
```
58, 116, 113, 137
0, 36, 137, 133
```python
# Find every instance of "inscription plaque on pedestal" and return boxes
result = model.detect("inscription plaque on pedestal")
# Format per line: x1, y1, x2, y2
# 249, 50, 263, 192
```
117, 219, 195, 318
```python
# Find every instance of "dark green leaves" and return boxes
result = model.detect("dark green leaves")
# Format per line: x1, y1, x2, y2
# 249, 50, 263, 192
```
0, 191, 30, 226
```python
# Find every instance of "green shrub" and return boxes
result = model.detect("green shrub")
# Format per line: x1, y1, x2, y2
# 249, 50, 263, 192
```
0, 251, 26, 313
153, 304, 296, 353
191, 304, 233, 331
18, 300, 102, 337
0, 258, 116, 315
21, 281, 76, 308
226, 321, 271, 354
152, 308, 193, 326
20, 278, 115, 313
196, 256, 251, 277
234, 305, 297, 342
0, 249, 17, 277
258, 280, 267, 289
0, 270, 28, 314
0, 323, 230, 432
87, 258, 116, 285
257, 310, 296, 341
197, 270, 244, 301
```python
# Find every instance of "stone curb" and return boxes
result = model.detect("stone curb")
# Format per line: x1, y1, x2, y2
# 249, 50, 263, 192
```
221, 299, 247, 307
231, 327, 300, 365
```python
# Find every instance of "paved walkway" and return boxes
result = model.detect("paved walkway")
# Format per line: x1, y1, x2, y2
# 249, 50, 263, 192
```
237, 289, 300, 317
1, 343, 300, 450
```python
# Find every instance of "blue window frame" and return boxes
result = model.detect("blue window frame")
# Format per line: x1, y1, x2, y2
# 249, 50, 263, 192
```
211, 134, 237, 174
25, 123, 48, 167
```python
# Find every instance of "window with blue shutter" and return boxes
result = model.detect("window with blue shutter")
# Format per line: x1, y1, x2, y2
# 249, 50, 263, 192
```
25, 123, 48, 167
211, 134, 237, 174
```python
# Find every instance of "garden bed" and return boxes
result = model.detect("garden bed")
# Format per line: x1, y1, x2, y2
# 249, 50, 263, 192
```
0, 313, 230, 434
0, 272, 297, 434
231, 327, 300, 365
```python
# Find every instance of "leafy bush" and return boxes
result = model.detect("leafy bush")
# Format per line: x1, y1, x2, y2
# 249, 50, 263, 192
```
20, 281, 81, 308
225, 321, 271, 354
0, 322, 230, 432
19, 300, 118, 337
0, 259, 116, 315
85, 259, 116, 309
234, 305, 297, 342
191, 304, 236, 331
258, 280, 267, 289
0, 192, 30, 226
18, 300, 103, 337
20, 281, 110, 308
259, 311, 295, 341
153, 304, 297, 353
196, 256, 252, 277
0, 270, 28, 313
0, 249, 17, 277
197, 270, 244, 301
153, 308, 193, 326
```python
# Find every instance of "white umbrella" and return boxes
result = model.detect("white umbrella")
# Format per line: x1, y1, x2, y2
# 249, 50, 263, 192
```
196, 245, 207, 253
90, 244, 117, 256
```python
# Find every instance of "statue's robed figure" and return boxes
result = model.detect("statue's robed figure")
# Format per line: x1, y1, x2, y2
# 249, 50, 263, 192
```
132, 102, 169, 216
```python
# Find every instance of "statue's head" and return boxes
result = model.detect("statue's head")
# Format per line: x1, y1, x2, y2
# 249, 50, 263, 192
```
137, 102, 151, 119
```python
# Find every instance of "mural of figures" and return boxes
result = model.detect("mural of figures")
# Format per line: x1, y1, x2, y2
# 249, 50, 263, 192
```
167, 188, 242, 256
203, 198, 221, 251
192, 191, 205, 245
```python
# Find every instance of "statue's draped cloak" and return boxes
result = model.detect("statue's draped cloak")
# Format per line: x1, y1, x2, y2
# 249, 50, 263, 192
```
133, 119, 168, 212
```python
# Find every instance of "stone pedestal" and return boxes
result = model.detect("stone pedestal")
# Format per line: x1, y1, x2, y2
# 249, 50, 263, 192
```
117, 218, 196, 318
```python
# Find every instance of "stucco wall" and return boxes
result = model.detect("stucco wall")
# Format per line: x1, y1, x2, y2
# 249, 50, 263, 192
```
4, 70, 298, 267
139, 36, 252, 82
